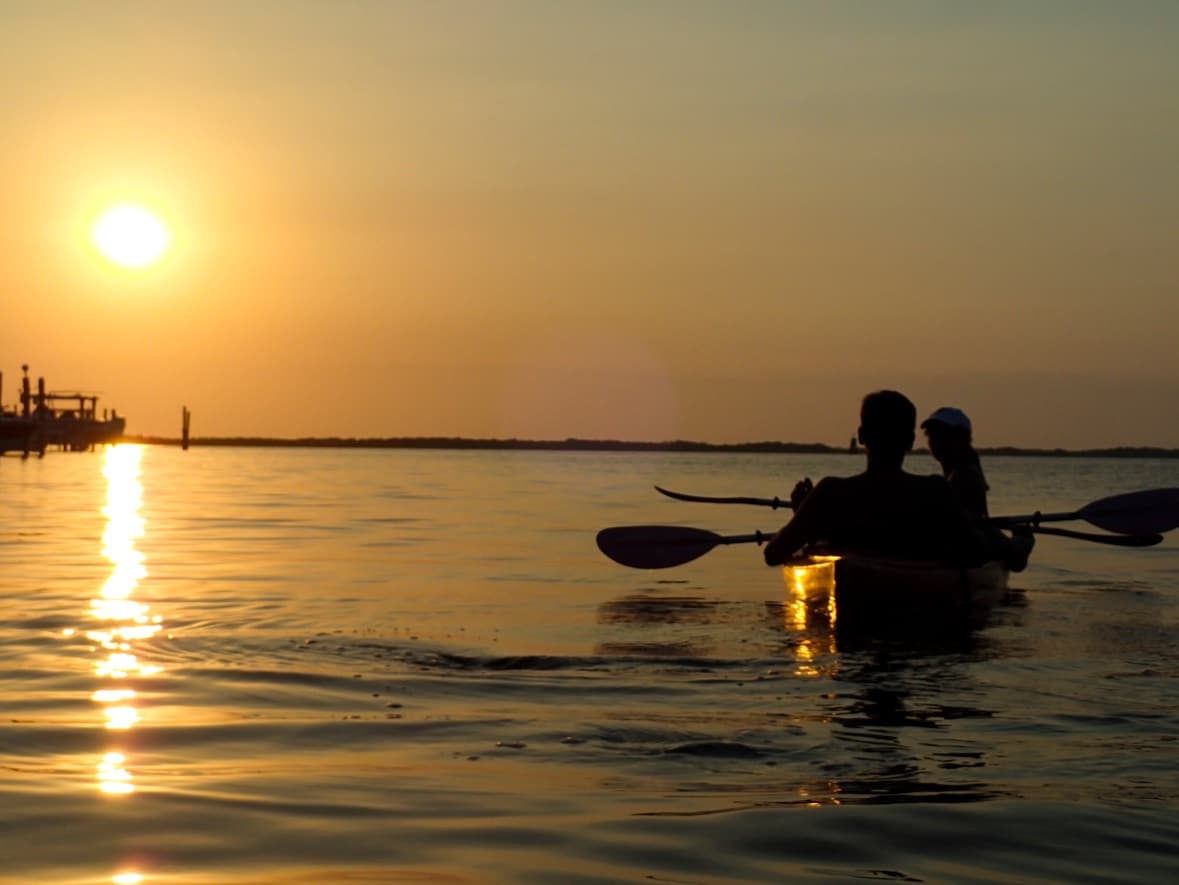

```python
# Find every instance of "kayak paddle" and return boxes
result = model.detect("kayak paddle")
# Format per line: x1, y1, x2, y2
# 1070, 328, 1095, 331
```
655, 485, 1179, 536
988, 488, 1179, 535
596, 523, 1161, 569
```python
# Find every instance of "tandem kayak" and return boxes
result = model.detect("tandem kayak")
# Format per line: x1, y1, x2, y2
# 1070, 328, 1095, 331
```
782, 553, 1010, 632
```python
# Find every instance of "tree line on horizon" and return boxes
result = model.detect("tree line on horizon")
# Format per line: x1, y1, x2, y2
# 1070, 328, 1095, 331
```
120, 434, 1179, 458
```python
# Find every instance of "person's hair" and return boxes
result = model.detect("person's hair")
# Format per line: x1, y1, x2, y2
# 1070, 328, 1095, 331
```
858, 390, 916, 457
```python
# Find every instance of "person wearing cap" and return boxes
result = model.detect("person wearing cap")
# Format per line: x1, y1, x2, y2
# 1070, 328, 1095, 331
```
921, 407, 989, 519
764, 390, 993, 567
921, 406, 1034, 570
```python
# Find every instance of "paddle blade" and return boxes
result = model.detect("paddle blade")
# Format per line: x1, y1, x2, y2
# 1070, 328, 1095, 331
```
596, 525, 723, 569
1078, 488, 1179, 535
654, 485, 789, 509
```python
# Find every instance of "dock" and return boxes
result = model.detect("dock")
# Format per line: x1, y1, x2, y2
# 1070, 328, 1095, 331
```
0, 365, 126, 456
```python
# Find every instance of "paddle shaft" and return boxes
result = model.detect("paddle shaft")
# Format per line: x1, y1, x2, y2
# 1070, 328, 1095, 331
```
988, 509, 1087, 528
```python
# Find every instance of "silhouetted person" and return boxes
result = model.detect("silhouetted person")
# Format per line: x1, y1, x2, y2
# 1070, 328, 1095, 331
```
922, 406, 1033, 571
921, 407, 989, 518
764, 390, 1010, 567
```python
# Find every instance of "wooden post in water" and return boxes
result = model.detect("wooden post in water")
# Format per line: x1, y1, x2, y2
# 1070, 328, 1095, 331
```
20, 366, 31, 417
181, 406, 191, 450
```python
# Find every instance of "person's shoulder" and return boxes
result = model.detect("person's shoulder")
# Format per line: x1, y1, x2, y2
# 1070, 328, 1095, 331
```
918, 472, 950, 486
950, 463, 987, 486
906, 471, 955, 499
901, 470, 947, 486
798, 475, 845, 508
810, 475, 849, 496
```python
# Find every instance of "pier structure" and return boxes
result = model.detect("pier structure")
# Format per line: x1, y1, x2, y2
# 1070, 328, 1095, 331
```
0, 365, 126, 456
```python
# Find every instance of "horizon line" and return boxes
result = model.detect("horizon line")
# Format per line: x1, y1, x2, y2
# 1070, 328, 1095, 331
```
121, 434, 1179, 459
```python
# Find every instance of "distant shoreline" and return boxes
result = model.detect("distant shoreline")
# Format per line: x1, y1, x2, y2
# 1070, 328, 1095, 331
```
122, 435, 1179, 459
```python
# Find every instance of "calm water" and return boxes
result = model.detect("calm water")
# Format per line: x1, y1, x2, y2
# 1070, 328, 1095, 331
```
2, 445, 1179, 884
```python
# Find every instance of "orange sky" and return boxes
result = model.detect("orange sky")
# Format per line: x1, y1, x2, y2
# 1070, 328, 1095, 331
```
2, 3, 1177, 447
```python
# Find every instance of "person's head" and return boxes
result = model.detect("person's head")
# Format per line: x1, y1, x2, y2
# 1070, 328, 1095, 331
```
857, 390, 916, 464
921, 406, 974, 464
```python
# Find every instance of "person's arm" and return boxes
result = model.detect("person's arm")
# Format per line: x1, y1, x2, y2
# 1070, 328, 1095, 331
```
789, 477, 814, 509
1001, 525, 1035, 572
948, 466, 989, 520
929, 477, 992, 566
764, 479, 830, 565
955, 465, 1033, 568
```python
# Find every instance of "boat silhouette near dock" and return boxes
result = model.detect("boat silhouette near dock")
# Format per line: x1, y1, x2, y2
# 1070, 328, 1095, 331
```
0, 365, 126, 456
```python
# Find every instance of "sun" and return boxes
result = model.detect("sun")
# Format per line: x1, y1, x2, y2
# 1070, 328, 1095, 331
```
92, 204, 171, 269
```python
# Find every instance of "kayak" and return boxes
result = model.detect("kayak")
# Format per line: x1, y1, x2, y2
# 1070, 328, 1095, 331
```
782, 553, 1010, 632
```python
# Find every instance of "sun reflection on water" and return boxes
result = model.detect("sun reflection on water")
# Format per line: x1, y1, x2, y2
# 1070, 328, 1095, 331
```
89, 445, 160, 802
98, 752, 135, 795
782, 556, 838, 674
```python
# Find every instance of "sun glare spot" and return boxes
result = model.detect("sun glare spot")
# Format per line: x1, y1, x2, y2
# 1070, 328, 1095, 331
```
92, 204, 171, 268
105, 705, 140, 730
98, 753, 135, 795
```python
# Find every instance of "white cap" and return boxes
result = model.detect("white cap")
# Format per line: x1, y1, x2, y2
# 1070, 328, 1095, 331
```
921, 406, 972, 433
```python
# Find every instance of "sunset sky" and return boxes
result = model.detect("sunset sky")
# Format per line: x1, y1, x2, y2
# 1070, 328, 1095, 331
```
2, 2, 1177, 448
